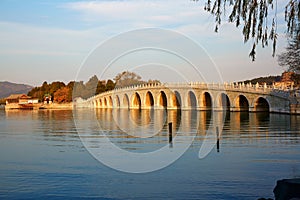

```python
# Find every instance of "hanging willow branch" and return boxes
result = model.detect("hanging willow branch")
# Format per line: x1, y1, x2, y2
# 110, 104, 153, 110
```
194, 0, 300, 61
285, 0, 300, 37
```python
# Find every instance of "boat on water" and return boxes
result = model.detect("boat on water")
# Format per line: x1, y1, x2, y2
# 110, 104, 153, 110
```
19, 103, 34, 110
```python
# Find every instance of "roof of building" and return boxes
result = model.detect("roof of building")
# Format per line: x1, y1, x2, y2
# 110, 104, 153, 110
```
6, 94, 30, 100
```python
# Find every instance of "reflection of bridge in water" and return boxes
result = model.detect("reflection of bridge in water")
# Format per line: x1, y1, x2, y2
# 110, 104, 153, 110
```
78, 82, 300, 114
93, 109, 300, 139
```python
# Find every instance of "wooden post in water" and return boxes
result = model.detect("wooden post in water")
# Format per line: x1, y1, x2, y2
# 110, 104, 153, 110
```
168, 122, 173, 143
216, 126, 220, 152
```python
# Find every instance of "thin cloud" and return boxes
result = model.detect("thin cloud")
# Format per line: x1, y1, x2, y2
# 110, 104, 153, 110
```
62, 0, 208, 26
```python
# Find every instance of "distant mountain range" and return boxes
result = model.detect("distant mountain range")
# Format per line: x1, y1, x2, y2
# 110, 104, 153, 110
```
0, 81, 33, 98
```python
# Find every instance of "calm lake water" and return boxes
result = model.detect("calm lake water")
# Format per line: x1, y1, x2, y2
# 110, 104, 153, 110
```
0, 109, 300, 199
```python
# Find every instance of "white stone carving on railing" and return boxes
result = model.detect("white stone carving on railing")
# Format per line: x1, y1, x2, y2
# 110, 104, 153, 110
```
83, 82, 294, 104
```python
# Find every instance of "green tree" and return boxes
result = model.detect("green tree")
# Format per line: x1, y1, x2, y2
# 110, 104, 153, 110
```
84, 75, 99, 99
49, 81, 65, 96
147, 79, 161, 84
196, 0, 300, 60
28, 86, 44, 102
73, 81, 85, 99
66, 81, 75, 102
114, 71, 146, 88
0, 98, 6, 105
41, 81, 48, 92
105, 79, 115, 91
28, 81, 66, 102
96, 81, 106, 94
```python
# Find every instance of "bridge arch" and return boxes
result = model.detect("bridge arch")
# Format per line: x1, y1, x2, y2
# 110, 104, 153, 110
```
187, 91, 197, 109
158, 91, 168, 108
115, 95, 120, 108
107, 96, 113, 108
85, 82, 292, 114
122, 94, 130, 109
218, 93, 230, 110
234, 94, 249, 111
200, 91, 212, 110
104, 98, 107, 107
131, 92, 141, 109
145, 91, 154, 108
253, 97, 270, 112
170, 91, 181, 109
110, 96, 113, 107
98, 100, 101, 107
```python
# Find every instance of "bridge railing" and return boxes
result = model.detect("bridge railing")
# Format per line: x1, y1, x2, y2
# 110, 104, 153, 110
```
86, 81, 293, 102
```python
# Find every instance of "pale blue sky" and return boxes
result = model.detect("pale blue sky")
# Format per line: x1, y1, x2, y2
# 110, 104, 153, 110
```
0, 0, 288, 86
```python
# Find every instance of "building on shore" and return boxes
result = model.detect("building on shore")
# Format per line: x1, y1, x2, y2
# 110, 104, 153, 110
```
274, 71, 296, 90
43, 94, 53, 104
5, 94, 39, 109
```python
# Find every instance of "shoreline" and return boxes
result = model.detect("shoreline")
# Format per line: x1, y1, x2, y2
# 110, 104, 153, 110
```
40, 103, 73, 110
4, 102, 73, 110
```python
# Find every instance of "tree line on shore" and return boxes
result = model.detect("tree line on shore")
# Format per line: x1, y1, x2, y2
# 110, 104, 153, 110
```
11, 70, 300, 105
27, 76, 115, 103
27, 71, 160, 103
239, 73, 300, 87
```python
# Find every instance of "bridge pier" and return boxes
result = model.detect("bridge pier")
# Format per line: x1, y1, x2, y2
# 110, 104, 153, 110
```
198, 106, 212, 111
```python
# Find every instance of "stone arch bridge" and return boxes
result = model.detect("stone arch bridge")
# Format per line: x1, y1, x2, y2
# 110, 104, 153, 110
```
78, 82, 296, 114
